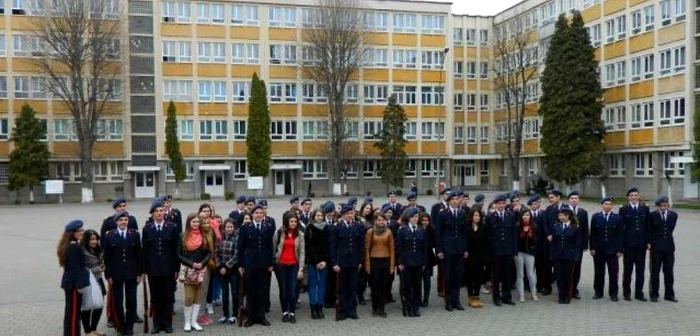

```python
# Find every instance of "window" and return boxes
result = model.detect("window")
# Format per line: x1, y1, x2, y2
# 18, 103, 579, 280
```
421, 159, 444, 177
634, 153, 653, 177
53, 162, 82, 183
590, 24, 601, 46
362, 12, 388, 32
421, 15, 445, 34
540, 1, 555, 25
631, 53, 654, 82
177, 41, 191, 62
421, 122, 433, 140
465, 29, 476, 45
231, 81, 250, 102
302, 120, 328, 140
363, 121, 383, 140
365, 49, 388, 68
674, 0, 685, 22
12, 35, 44, 57
454, 93, 463, 111
659, 97, 685, 125
163, 79, 192, 101
466, 94, 476, 111
270, 120, 297, 140
392, 85, 416, 105
403, 159, 417, 177
162, 2, 191, 23
178, 120, 194, 140
232, 160, 247, 180
631, 9, 642, 35
96, 119, 123, 141
166, 162, 195, 182
362, 161, 382, 179
453, 28, 463, 45
672, 46, 686, 73
643, 5, 655, 31
480, 94, 489, 111
615, 60, 626, 85
454, 126, 464, 144
420, 86, 444, 106
480, 126, 489, 144
302, 160, 327, 179
198, 81, 212, 102
302, 8, 322, 28
393, 13, 416, 33
616, 15, 626, 39
0, 76, 5, 99
526, 82, 540, 102
664, 151, 686, 177
346, 85, 358, 104
464, 126, 476, 144
196, 3, 224, 24
606, 155, 625, 177
601, 106, 627, 130
269, 83, 297, 103
479, 62, 489, 79
392, 50, 417, 69
479, 29, 488, 45
93, 162, 124, 182
213, 120, 227, 140
345, 121, 359, 140
605, 19, 615, 43
466, 62, 476, 79
661, 0, 671, 26
269, 44, 296, 65
199, 120, 213, 140
421, 50, 444, 70
232, 120, 246, 140
269, 7, 296, 27
630, 101, 654, 129
454, 61, 463, 78
404, 122, 417, 140
0, 118, 8, 140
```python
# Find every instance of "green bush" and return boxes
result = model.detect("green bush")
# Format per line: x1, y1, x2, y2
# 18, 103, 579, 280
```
225, 192, 236, 201
200, 193, 211, 200
426, 189, 434, 196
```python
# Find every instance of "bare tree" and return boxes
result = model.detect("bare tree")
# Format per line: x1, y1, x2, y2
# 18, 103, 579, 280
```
492, 24, 540, 191
29, 0, 122, 203
302, 0, 368, 195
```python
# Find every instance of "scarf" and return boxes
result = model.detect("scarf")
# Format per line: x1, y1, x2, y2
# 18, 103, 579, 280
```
312, 220, 325, 230
186, 228, 203, 251
373, 222, 388, 236
519, 220, 535, 239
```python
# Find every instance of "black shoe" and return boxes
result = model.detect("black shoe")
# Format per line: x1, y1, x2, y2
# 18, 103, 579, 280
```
564, 299, 571, 304
536, 288, 544, 294
125, 331, 135, 336
164, 326, 173, 334
503, 299, 516, 306
379, 310, 387, 318
350, 314, 359, 320
407, 310, 415, 317
445, 304, 453, 311
282, 314, 289, 323
107, 321, 115, 328
650, 297, 659, 302
623, 296, 631, 301
542, 289, 552, 296
288, 315, 296, 324
611, 296, 619, 302
372, 310, 379, 317
421, 300, 428, 307
453, 303, 465, 310
413, 310, 421, 317
151, 326, 161, 334
635, 295, 647, 302
324, 302, 334, 309
311, 307, 319, 319
318, 308, 325, 319
572, 292, 581, 300
135, 316, 144, 323
558, 299, 565, 304
260, 318, 271, 326
493, 298, 502, 306
387, 296, 396, 303
664, 297, 678, 303
593, 294, 603, 300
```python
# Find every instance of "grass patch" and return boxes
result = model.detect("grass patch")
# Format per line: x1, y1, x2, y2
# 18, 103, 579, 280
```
673, 203, 700, 211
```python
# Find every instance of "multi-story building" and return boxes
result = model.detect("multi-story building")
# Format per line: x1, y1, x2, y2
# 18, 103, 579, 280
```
0, 0, 696, 202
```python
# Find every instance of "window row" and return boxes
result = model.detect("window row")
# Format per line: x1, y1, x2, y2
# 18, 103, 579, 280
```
602, 46, 685, 88
0, 76, 121, 100
6, 34, 119, 60
453, 28, 489, 46
454, 93, 490, 112
0, 118, 123, 142
454, 61, 489, 79
607, 151, 687, 178
494, 119, 541, 142
11, 0, 119, 18
602, 97, 686, 130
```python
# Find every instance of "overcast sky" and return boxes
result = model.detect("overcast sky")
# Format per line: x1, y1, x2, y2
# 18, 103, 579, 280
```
426, 0, 522, 16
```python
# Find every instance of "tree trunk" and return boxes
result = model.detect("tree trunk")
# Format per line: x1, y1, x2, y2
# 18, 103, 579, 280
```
81, 140, 95, 203
29, 185, 35, 204
666, 177, 673, 207
600, 183, 607, 198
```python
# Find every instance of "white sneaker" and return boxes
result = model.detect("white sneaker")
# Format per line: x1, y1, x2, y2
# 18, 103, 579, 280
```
532, 294, 539, 302
206, 303, 214, 315
519, 296, 526, 303
481, 285, 490, 294
227, 317, 237, 324
218, 317, 228, 324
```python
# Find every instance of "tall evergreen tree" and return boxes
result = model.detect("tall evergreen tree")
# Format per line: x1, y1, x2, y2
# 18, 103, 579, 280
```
8, 104, 50, 203
375, 96, 408, 189
165, 101, 186, 195
540, 12, 605, 186
246, 72, 271, 177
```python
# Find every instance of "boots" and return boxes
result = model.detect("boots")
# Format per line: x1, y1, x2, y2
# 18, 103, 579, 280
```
191, 305, 203, 331
183, 306, 192, 332
317, 305, 325, 319
473, 297, 484, 308
467, 297, 476, 308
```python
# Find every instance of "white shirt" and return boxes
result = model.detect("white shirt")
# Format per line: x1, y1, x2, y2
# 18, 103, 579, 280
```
118, 228, 127, 238
154, 219, 165, 231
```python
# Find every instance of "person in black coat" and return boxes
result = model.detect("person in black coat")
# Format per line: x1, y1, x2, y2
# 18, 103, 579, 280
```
418, 213, 437, 307
142, 199, 180, 333
567, 191, 589, 300
382, 191, 404, 221
103, 212, 143, 336
330, 204, 365, 320
237, 204, 275, 327
589, 197, 623, 302
430, 187, 451, 223
100, 197, 139, 237
541, 189, 564, 296
550, 206, 582, 304
396, 208, 428, 317
465, 210, 489, 308
619, 187, 651, 301
299, 198, 313, 228
305, 209, 330, 319
528, 195, 547, 294
435, 190, 468, 311
486, 194, 518, 306
228, 196, 247, 225
649, 196, 678, 303
162, 195, 183, 234
58, 220, 90, 336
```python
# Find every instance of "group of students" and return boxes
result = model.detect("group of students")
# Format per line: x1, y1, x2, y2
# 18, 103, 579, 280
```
58, 187, 679, 335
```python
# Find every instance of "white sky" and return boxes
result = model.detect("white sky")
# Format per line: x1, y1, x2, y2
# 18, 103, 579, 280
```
425, 0, 523, 16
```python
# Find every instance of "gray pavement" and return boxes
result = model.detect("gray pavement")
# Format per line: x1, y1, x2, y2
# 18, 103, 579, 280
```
1, 194, 699, 336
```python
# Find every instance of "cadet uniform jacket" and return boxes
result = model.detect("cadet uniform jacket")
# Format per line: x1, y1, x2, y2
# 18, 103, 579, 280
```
486, 211, 518, 257
237, 222, 275, 269
649, 210, 677, 253
330, 220, 365, 268
435, 208, 468, 255
103, 229, 143, 280
589, 212, 624, 255
61, 242, 90, 290
619, 203, 651, 249
550, 223, 582, 261
142, 220, 180, 276
396, 225, 428, 267
100, 215, 139, 238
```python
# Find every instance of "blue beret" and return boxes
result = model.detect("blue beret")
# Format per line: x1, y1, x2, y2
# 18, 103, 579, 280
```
510, 190, 520, 198
64, 219, 84, 232
600, 196, 614, 204
112, 197, 126, 209
474, 194, 485, 202
568, 191, 580, 199
159, 196, 169, 203
627, 187, 639, 196
236, 196, 246, 204
527, 195, 541, 205
463, 192, 470, 197
440, 187, 452, 195
381, 204, 393, 214
558, 205, 573, 214
150, 199, 163, 213
655, 196, 669, 206
446, 191, 460, 201
493, 194, 507, 203
340, 203, 354, 215
302, 198, 312, 205
323, 202, 336, 214
251, 204, 264, 213
165, 195, 173, 201
407, 191, 417, 200
405, 207, 420, 218
348, 197, 358, 205
457, 190, 465, 197
549, 189, 562, 197
289, 196, 300, 204
257, 199, 268, 206
113, 211, 130, 222
244, 196, 255, 203
364, 197, 373, 204
387, 191, 397, 197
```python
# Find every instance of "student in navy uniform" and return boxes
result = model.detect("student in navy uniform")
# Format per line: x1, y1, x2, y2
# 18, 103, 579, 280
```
550, 206, 582, 304
237, 204, 275, 327
435, 191, 468, 311
487, 194, 518, 306
541, 189, 564, 296
589, 197, 623, 302
567, 191, 589, 300
103, 212, 143, 336
101, 198, 139, 238
299, 198, 313, 228
142, 199, 180, 334
472, 194, 485, 212
322, 202, 339, 309
162, 195, 182, 234
405, 192, 426, 213
396, 208, 428, 317
330, 204, 365, 320
528, 195, 547, 294
619, 187, 651, 301
649, 196, 678, 303
235, 197, 255, 227
383, 191, 404, 221
289, 196, 301, 214
228, 196, 247, 225
506, 192, 523, 213
58, 220, 90, 336
430, 187, 451, 223
256, 199, 277, 229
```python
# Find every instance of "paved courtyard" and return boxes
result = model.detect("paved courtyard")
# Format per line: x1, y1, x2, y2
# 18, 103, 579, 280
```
1, 194, 699, 336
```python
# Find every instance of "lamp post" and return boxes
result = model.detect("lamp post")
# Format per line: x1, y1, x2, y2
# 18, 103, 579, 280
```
435, 46, 449, 199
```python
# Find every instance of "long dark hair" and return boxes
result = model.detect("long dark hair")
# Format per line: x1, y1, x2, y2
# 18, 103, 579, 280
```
559, 211, 579, 228
359, 203, 373, 222
418, 213, 431, 229
469, 210, 483, 226
198, 203, 212, 216
282, 211, 300, 238
57, 232, 75, 267
81, 229, 102, 255
309, 209, 324, 224
519, 210, 536, 238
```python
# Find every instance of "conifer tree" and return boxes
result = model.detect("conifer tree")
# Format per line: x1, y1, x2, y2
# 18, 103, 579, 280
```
375, 96, 408, 188
246, 73, 271, 177
8, 104, 50, 203
165, 101, 186, 195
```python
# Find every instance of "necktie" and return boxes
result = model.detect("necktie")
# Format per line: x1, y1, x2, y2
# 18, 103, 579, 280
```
256, 224, 260, 230
662, 212, 667, 221
157, 225, 161, 232
121, 231, 126, 239
605, 213, 609, 222
499, 212, 503, 220
411, 225, 416, 233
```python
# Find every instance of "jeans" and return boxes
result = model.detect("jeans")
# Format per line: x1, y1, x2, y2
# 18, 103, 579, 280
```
278, 264, 299, 313
207, 273, 221, 304
307, 265, 328, 307
221, 270, 239, 318
515, 252, 537, 298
